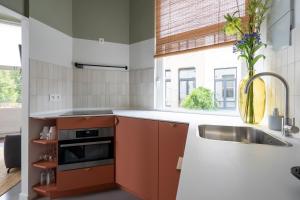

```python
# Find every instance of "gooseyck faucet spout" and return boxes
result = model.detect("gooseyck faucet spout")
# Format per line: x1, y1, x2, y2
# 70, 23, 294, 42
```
244, 72, 299, 136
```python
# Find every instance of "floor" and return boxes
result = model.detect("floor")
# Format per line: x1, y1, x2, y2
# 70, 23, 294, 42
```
0, 140, 21, 197
0, 183, 140, 200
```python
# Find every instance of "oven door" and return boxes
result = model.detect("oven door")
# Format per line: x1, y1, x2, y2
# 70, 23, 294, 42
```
58, 137, 114, 171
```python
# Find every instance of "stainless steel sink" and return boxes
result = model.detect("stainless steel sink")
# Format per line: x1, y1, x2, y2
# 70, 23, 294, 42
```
198, 125, 292, 147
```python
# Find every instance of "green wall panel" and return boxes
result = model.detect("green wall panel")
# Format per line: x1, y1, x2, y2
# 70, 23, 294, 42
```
73, 0, 130, 44
30, 0, 72, 36
0, 0, 155, 44
129, 0, 154, 44
0, 0, 26, 16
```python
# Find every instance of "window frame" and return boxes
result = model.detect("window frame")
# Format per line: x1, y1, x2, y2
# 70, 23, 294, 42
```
214, 67, 237, 110
178, 67, 196, 106
164, 69, 172, 107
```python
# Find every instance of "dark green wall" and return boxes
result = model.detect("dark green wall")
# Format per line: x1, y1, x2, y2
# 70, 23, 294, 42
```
29, 0, 73, 36
0, 0, 27, 16
129, 0, 154, 44
73, 0, 130, 44
0, 0, 155, 44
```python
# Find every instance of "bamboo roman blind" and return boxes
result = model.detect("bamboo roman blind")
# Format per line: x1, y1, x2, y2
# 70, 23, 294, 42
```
155, 0, 247, 57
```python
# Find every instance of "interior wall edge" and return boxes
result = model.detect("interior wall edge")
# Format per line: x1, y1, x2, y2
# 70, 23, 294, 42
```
29, 17, 73, 68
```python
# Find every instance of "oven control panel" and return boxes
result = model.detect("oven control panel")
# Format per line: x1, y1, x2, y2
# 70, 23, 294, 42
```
58, 127, 114, 141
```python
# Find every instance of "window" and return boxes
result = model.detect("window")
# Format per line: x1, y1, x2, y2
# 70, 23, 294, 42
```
0, 22, 21, 67
178, 68, 196, 104
0, 67, 22, 108
165, 70, 172, 107
157, 46, 241, 114
155, 0, 247, 57
214, 68, 237, 109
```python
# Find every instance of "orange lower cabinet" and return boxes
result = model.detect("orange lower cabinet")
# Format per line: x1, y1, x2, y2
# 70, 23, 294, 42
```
57, 165, 114, 191
158, 121, 188, 200
56, 116, 115, 130
116, 117, 159, 200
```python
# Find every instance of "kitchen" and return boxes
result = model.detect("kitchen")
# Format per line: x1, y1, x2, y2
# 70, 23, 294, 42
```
0, 0, 300, 200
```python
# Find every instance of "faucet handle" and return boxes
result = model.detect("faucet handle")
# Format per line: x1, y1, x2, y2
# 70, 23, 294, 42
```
290, 118, 299, 134
282, 118, 299, 136
283, 118, 299, 136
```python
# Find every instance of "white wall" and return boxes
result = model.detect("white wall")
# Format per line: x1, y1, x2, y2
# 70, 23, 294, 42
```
29, 18, 74, 114
0, 107, 21, 135
29, 18, 73, 68
72, 38, 130, 109
264, 1, 300, 127
129, 38, 154, 70
73, 38, 129, 67
129, 38, 155, 109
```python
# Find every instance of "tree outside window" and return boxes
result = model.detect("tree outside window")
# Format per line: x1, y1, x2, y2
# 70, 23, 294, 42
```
0, 68, 22, 107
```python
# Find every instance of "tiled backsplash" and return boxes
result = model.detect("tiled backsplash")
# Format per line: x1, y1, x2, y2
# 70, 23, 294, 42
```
129, 68, 154, 109
73, 68, 130, 109
268, 27, 300, 127
30, 59, 73, 113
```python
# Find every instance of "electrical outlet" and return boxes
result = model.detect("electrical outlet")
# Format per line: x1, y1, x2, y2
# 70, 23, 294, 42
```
56, 94, 61, 101
99, 38, 105, 44
49, 94, 56, 102
49, 94, 61, 102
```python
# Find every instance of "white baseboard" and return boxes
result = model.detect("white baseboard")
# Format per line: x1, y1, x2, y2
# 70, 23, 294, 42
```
19, 192, 28, 200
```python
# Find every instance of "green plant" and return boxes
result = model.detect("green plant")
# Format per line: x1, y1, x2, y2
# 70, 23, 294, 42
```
224, 0, 272, 71
181, 87, 216, 110
0, 69, 21, 103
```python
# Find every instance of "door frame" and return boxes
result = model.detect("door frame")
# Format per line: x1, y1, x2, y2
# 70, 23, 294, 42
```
0, 4, 30, 200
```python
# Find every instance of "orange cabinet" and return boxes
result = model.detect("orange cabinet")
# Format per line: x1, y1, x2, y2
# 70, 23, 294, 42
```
57, 165, 114, 191
158, 121, 188, 200
56, 116, 115, 130
116, 117, 159, 200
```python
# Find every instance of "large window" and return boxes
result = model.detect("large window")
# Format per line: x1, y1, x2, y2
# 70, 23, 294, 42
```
156, 46, 241, 114
214, 68, 237, 109
178, 68, 196, 104
155, 0, 243, 114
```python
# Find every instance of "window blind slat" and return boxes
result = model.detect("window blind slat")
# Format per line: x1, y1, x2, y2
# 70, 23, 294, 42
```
155, 0, 247, 57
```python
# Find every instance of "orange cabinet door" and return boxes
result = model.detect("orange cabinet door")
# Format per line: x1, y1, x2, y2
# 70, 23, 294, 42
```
57, 165, 115, 191
116, 117, 159, 200
56, 116, 115, 130
158, 121, 188, 200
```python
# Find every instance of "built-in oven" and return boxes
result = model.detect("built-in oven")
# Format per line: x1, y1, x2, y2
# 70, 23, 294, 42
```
58, 127, 114, 171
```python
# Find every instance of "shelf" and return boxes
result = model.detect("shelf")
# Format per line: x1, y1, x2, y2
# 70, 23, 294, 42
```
33, 184, 57, 196
32, 139, 58, 145
33, 161, 57, 169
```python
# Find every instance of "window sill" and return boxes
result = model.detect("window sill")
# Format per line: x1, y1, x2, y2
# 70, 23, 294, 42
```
155, 108, 240, 117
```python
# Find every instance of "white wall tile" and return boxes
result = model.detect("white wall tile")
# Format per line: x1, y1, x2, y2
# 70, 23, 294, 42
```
30, 59, 73, 113
72, 67, 130, 109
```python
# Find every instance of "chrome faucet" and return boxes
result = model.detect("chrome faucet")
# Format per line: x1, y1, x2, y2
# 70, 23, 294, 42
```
244, 72, 299, 136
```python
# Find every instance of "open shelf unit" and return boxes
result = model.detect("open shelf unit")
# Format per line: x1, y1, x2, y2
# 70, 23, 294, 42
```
32, 139, 58, 145
33, 161, 57, 169
32, 136, 58, 198
33, 184, 57, 196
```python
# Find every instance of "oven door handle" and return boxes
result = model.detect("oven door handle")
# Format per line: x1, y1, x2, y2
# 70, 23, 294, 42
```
60, 140, 111, 148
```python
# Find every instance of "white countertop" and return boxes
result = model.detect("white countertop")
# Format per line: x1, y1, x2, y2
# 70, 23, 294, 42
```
31, 109, 300, 199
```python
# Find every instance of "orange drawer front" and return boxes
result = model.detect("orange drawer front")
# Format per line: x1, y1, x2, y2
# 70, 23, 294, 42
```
56, 116, 115, 130
57, 165, 115, 190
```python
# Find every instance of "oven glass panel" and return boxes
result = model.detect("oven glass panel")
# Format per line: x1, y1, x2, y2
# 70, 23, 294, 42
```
59, 138, 113, 165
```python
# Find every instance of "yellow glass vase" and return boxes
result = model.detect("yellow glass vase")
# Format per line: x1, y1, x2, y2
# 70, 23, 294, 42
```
239, 71, 266, 124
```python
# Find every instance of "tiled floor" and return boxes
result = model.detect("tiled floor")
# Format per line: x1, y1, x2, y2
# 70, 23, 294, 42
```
0, 184, 20, 200
0, 183, 140, 200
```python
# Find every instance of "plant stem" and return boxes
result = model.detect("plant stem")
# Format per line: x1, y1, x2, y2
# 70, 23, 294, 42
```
245, 70, 255, 123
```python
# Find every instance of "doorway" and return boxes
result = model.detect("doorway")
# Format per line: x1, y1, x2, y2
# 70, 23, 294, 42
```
0, 11, 23, 197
